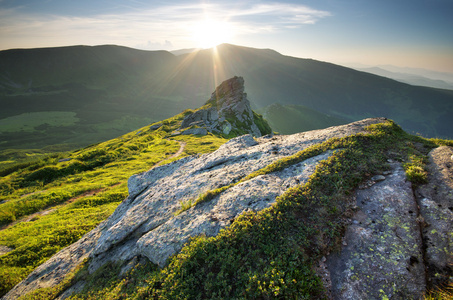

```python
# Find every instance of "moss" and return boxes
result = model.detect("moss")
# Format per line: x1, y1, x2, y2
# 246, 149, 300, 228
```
253, 111, 273, 136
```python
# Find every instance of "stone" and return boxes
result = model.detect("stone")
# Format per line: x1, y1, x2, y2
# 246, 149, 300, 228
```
326, 162, 426, 299
415, 146, 453, 287
179, 76, 267, 137
0, 245, 13, 256
180, 127, 207, 136
149, 123, 162, 131
222, 121, 232, 135
58, 158, 72, 163
371, 175, 385, 182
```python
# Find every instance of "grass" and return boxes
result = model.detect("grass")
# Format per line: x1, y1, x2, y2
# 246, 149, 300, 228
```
424, 282, 453, 300
0, 110, 228, 297
5, 118, 452, 299
0, 112, 79, 133
20, 118, 451, 300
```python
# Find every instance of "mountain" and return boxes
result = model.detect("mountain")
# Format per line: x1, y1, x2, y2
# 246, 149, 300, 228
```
356, 66, 453, 90
1, 77, 452, 299
1, 44, 453, 153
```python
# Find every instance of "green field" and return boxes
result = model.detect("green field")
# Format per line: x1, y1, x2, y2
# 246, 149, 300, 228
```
0, 112, 79, 132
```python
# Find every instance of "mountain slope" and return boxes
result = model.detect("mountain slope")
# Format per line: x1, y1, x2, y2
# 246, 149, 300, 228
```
1, 43, 453, 152
357, 66, 453, 90
2, 78, 452, 298
0, 77, 269, 297
4, 116, 452, 299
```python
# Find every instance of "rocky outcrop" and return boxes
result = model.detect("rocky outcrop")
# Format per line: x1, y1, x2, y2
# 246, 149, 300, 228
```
177, 76, 265, 137
2, 118, 387, 299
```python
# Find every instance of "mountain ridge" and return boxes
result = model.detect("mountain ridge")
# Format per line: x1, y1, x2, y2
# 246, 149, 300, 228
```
1, 43, 452, 153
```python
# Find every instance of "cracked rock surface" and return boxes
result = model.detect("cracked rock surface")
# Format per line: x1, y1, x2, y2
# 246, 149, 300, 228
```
2, 118, 385, 300
326, 162, 426, 299
416, 146, 453, 287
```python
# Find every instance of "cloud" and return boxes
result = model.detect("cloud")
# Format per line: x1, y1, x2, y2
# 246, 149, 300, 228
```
0, 2, 331, 50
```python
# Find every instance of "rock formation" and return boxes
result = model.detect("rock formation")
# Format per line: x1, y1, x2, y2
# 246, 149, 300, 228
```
176, 76, 266, 137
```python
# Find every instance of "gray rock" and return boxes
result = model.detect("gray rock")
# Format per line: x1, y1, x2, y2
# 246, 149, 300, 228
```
371, 174, 385, 182
416, 146, 453, 286
181, 127, 207, 136
222, 121, 232, 135
0, 245, 13, 256
179, 76, 265, 137
327, 162, 426, 299
149, 123, 162, 131
58, 158, 72, 163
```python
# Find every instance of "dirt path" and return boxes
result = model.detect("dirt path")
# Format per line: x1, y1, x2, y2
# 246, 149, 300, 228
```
154, 140, 187, 168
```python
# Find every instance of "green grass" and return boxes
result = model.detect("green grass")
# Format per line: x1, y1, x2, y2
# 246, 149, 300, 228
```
0, 112, 79, 133
0, 110, 228, 297
21, 119, 449, 300
259, 103, 349, 135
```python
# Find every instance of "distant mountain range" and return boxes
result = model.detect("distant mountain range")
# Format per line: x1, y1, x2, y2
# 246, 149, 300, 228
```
1, 43, 452, 150
353, 66, 453, 90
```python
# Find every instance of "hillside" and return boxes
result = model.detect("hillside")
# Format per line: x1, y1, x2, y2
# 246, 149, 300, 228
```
0, 77, 269, 298
1, 77, 452, 299
1, 44, 453, 153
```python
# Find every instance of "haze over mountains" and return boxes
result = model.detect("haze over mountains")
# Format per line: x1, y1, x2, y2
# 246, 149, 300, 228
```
1, 43, 452, 150
353, 65, 453, 90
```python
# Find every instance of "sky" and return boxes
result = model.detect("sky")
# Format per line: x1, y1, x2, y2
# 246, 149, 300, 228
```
1, 0, 452, 73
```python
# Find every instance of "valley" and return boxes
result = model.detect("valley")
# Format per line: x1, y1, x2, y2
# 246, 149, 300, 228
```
1, 44, 452, 155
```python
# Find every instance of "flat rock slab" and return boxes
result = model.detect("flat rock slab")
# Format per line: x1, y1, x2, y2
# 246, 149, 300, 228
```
327, 162, 426, 300
3, 118, 386, 299
0, 245, 13, 256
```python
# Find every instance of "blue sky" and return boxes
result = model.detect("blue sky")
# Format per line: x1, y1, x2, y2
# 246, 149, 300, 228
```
1, 0, 452, 72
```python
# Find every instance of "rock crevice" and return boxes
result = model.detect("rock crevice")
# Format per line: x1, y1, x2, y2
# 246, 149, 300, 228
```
325, 147, 453, 299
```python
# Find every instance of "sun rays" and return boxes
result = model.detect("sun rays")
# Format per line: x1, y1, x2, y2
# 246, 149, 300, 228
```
190, 18, 234, 49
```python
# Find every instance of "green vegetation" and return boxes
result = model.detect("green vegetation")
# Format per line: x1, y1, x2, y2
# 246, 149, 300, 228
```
260, 103, 348, 134
253, 111, 273, 136
18, 119, 450, 299
0, 110, 228, 297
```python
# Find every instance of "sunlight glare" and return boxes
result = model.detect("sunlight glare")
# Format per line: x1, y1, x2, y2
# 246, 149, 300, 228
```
191, 19, 233, 48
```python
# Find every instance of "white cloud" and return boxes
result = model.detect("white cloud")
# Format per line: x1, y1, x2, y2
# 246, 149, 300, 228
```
0, 2, 331, 50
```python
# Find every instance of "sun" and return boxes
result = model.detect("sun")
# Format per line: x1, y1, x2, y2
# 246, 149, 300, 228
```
191, 19, 234, 48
